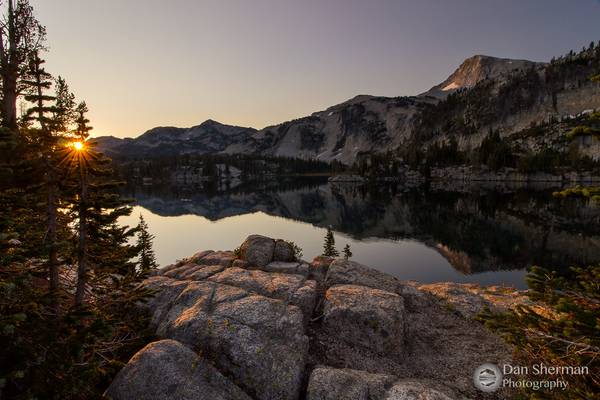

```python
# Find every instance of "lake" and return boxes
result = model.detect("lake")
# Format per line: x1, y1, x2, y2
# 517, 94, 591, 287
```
119, 178, 600, 289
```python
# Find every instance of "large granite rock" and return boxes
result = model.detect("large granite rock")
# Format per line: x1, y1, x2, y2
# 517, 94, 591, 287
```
263, 261, 310, 277
236, 235, 298, 267
306, 368, 455, 400
111, 236, 517, 400
274, 239, 296, 262
193, 250, 236, 266
306, 367, 395, 400
239, 235, 276, 267
164, 263, 226, 280
142, 276, 309, 400
159, 250, 234, 280
104, 339, 251, 400
324, 259, 426, 310
325, 259, 403, 293
323, 284, 405, 355
207, 266, 317, 321
383, 380, 454, 400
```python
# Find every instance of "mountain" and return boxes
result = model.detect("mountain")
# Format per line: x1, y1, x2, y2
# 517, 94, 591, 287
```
223, 53, 591, 164
96, 49, 600, 164
223, 94, 432, 164
419, 55, 544, 99
94, 119, 256, 158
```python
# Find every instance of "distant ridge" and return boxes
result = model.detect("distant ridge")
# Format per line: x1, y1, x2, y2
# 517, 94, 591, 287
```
96, 49, 599, 164
95, 120, 256, 158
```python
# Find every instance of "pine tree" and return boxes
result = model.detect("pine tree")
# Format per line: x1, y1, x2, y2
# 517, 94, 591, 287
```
60, 101, 143, 306
52, 76, 75, 133
322, 227, 339, 257
67, 102, 91, 306
0, 0, 46, 130
0, 3, 155, 397
343, 243, 352, 260
136, 213, 158, 272
22, 51, 63, 298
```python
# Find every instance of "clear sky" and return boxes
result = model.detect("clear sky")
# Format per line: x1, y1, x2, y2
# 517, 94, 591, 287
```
29, 0, 600, 138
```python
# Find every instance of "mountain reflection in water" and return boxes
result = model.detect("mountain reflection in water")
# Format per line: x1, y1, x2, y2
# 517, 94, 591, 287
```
119, 178, 600, 289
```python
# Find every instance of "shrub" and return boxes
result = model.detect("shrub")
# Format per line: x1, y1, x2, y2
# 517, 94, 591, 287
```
481, 266, 600, 399
233, 246, 243, 259
285, 241, 303, 261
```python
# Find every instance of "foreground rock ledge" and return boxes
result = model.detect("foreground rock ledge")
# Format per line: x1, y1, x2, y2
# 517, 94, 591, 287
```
105, 340, 251, 400
106, 235, 517, 400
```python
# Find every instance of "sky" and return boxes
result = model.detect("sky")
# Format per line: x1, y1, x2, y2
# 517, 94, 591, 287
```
29, 0, 600, 138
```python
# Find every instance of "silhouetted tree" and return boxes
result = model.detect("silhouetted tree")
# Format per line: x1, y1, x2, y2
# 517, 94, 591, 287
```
136, 214, 158, 272
322, 227, 339, 257
478, 130, 513, 170
0, 0, 46, 130
68, 102, 92, 306
343, 243, 352, 260
22, 51, 62, 297
0, 3, 155, 398
52, 76, 75, 133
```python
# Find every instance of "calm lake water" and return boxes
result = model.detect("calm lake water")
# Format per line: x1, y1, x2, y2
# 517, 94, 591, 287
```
120, 178, 600, 289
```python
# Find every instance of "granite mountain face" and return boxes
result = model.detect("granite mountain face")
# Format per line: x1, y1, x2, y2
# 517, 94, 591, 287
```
96, 52, 600, 164
419, 54, 543, 99
223, 94, 431, 164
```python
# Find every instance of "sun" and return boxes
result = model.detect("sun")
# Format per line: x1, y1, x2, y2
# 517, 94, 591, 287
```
72, 141, 85, 151
60, 140, 91, 170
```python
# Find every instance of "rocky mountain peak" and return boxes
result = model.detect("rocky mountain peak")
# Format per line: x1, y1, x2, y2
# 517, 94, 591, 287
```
421, 54, 544, 99
199, 118, 222, 127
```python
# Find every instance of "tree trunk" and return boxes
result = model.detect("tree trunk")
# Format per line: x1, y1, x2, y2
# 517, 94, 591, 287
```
1, 70, 18, 129
1, 0, 18, 130
75, 163, 87, 306
46, 163, 59, 298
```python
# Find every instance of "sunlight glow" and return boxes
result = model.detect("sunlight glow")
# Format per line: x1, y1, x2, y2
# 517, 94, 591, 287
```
72, 141, 85, 151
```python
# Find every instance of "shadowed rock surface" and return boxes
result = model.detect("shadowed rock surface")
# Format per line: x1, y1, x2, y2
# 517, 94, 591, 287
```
306, 367, 395, 400
104, 339, 252, 400
323, 284, 405, 356
108, 235, 521, 400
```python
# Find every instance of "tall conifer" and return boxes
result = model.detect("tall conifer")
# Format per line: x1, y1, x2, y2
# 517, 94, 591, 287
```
22, 52, 63, 297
